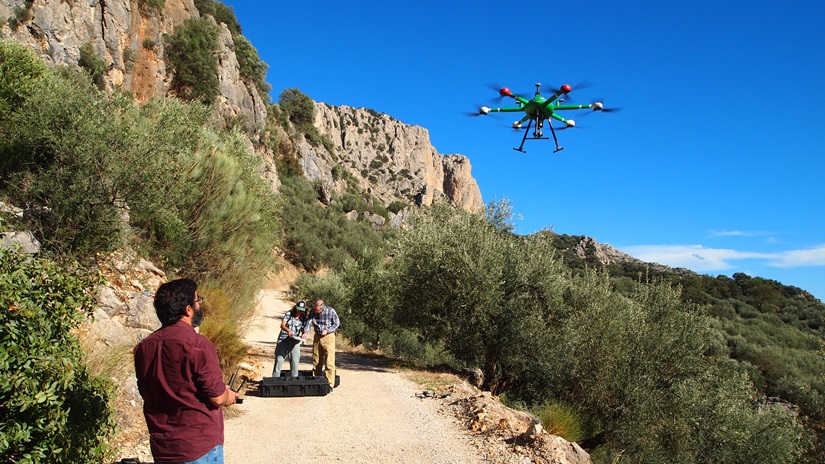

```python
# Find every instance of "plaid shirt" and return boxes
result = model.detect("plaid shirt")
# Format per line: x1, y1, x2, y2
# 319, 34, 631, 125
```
308, 305, 340, 335
278, 311, 308, 342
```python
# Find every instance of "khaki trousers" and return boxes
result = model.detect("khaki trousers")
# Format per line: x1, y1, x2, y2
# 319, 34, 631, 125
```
312, 332, 336, 387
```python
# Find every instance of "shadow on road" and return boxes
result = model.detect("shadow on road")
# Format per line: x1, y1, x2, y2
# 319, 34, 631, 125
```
335, 351, 396, 373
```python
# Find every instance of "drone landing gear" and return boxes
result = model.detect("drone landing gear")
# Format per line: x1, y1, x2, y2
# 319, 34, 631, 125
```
513, 117, 562, 153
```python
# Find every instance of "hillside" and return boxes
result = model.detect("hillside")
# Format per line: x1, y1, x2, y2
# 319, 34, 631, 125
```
2, 1, 824, 463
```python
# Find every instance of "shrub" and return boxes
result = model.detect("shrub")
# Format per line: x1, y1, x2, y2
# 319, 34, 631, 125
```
0, 64, 139, 255
388, 200, 407, 214
137, 0, 165, 15
78, 42, 108, 89
164, 18, 221, 104
0, 248, 116, 463
0, 41, 48, 118
278, 88, 315, 127
194, 0, 242, 36
232, 34, 270, 96
279, 174, 389, 272
534, 402, 583, 443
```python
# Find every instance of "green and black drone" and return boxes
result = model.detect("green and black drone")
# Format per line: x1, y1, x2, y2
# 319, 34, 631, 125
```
476, 82, 620, 153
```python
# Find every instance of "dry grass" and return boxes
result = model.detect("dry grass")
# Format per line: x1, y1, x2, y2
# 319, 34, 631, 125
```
78, 328, 152, 462
403, 369, 461, 391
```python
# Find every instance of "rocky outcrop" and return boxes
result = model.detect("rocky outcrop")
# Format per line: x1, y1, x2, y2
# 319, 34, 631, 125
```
574, 236, 636, 266
0, 0, 266, 130
298, 103, 483, 213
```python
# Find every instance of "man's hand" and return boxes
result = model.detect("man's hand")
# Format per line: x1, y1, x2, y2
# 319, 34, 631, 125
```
210, 385, 240, 407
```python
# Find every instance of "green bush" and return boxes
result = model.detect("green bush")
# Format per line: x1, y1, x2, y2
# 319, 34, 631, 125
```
388, 203, 566, 391
137, 0, 165, 15
278, 88, 315, 127
194, 0, 241, 36
164, 18, 221, 104
78, 42, 107, 89
0, 43, 280, 377
0, 248, 116, 463
0, 41, 48, 119
232, 34, 270, 96
0, 62, 142, 255
387, 200, 407, 214
279, 174, 389, 272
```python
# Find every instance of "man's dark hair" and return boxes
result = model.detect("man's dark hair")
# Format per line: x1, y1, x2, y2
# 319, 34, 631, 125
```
154, 278, 198, 326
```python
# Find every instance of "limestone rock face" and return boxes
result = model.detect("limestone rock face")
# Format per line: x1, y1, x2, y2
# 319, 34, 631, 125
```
299, 103, 483, 212
0, 0, 265, 130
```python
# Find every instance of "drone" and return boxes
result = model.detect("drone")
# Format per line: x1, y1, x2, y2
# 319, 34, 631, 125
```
475, 82, 619, 153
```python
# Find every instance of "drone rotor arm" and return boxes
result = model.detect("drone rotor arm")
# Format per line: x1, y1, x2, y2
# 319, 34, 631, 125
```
484, 106, 526, 113
552, 103, 593, 111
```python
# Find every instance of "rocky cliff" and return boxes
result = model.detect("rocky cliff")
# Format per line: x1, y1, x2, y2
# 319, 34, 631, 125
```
299, 103, 484, 213
0, 0, 483, 211
0, 0, 266, 129
0, 0, 482, 213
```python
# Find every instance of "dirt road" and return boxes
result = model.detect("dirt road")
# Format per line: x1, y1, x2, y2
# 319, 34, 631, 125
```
223, 285, 483, 464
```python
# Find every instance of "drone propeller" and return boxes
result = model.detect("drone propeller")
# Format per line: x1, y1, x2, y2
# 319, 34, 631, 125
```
485, 82, 514, 99
552, 80, 593, 94
575, 99, 623, 119
590, 99, 623, 113
462, 105, 489, 117
551, 80, 594, 102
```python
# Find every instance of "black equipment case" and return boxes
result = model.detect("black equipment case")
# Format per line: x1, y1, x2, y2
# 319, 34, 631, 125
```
258, 375, 332, 397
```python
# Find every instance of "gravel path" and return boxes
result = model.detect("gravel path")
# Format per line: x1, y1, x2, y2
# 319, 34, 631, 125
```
223, 287, 483, 464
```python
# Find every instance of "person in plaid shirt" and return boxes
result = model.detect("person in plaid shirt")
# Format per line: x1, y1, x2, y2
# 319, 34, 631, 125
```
308, 299, 340, 388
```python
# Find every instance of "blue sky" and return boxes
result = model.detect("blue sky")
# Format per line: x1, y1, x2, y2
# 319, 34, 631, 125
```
223, 0, 825, 301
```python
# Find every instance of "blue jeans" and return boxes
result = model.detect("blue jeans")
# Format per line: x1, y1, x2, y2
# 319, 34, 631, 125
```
181, 444, 223, 464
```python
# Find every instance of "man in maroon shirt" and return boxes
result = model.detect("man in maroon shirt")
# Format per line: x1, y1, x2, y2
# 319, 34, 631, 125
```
134, 278, 239, 464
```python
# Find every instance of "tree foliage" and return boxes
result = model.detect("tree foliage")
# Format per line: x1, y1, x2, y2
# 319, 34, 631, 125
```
278, 88, 315, 127
194, 0, 241, 36
164, 18, 221, 104
0, 248, 116, 463
232, 34, 270, 96
299, 202, 808, 463
0, 40, 281, 372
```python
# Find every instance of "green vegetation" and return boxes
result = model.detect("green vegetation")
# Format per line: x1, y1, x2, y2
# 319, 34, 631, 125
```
294, 202, 816, 463
278, 173, 391, 272
232, 34, 270, 96
137, 0, 165, 15
193, 0, 270, 97
0, 40, 280, 404
77, 42, 108, 89
278, 88, 335, 153
194, 0, 241, 36
164, 18, 221, 104
534, 402, 584, 443
0, 247, 116, 463
2, 20, 824, 460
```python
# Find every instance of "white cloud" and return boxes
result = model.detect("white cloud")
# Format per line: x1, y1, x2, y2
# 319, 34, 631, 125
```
708, 229, 768, 238
620, 244, 825, 271
620, 244, 774, 272
767, 245, 825, 267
